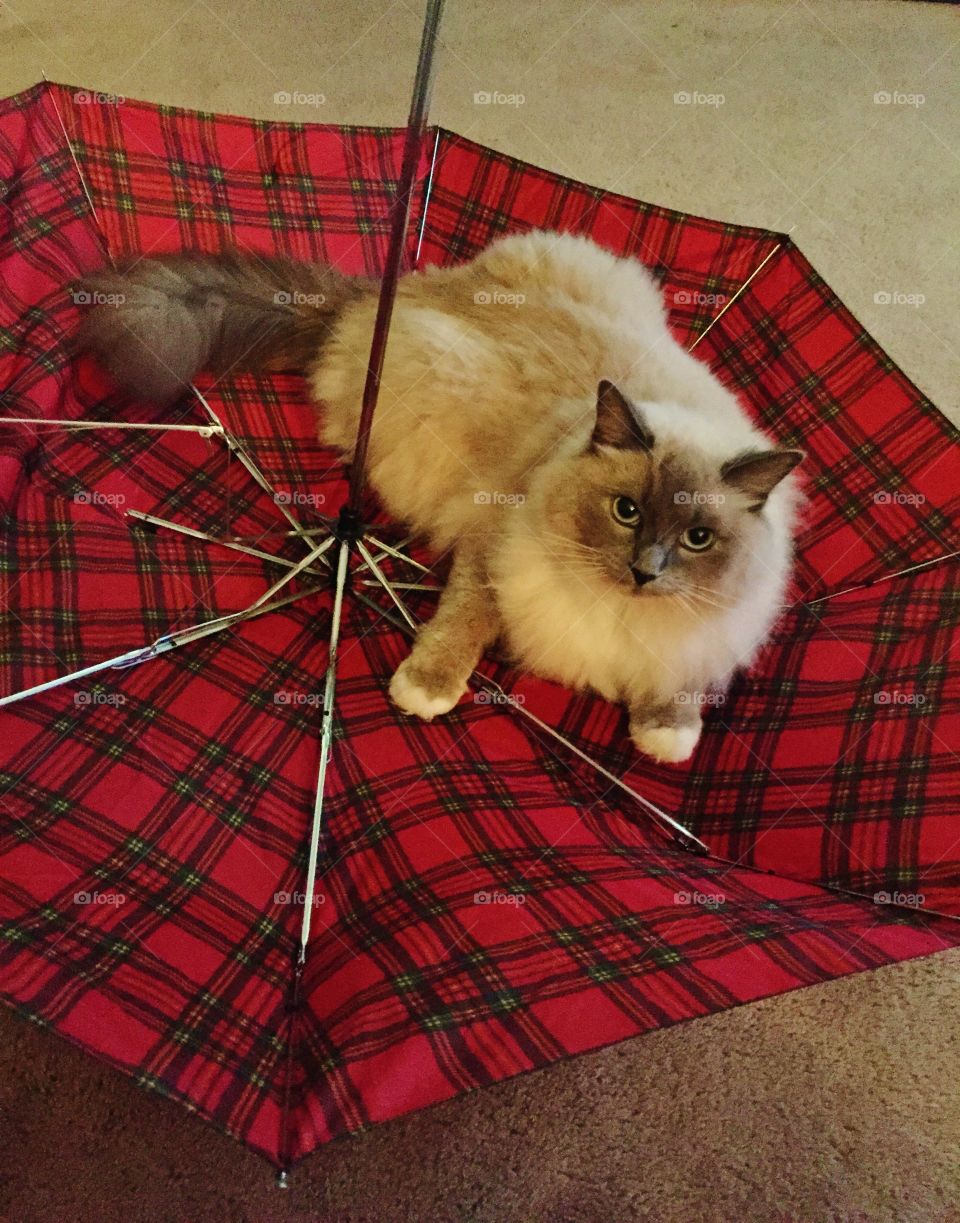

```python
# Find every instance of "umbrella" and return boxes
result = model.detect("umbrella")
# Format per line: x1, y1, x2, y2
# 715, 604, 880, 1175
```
2, 17, 959, 1173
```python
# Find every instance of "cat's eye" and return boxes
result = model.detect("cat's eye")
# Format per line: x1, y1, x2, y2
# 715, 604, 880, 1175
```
611, 495, 642, 527
680, 526, 716, 552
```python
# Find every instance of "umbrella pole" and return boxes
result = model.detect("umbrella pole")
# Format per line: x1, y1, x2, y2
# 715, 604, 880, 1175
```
341, 0, 445, 525
276, 7, 445, 1179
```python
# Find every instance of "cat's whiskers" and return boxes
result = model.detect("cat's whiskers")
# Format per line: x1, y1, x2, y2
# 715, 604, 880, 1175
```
679, 592, 733, 615
538, 535, 608, 577
671, 579, 737, 611
669, 588, 699, 619
680, 589, 731, 610
537, 530, 603, 559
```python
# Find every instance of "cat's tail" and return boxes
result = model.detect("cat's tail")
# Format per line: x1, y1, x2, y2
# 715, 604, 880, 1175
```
77, 253, 373, 402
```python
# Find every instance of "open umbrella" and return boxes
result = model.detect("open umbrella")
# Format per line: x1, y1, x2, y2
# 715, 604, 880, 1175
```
1, 8, 958, 1174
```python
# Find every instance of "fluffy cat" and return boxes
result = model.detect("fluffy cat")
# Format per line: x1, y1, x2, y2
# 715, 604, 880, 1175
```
81, 231, 802, 762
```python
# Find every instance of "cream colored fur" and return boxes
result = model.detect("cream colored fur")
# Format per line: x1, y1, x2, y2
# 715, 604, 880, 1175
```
310, 231, 800, 762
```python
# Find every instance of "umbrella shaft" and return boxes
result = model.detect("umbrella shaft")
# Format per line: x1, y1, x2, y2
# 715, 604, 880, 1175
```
346, 0, 445, 514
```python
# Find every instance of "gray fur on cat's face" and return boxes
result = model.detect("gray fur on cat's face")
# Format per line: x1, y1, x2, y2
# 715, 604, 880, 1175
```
541, 381, 802, 601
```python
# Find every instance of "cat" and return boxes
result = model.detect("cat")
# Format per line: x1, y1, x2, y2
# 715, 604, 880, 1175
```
80, 230, 802, 763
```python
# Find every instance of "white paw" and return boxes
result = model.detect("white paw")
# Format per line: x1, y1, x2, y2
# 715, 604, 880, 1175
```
389, 661, 464, 720
631, 723, 700, 764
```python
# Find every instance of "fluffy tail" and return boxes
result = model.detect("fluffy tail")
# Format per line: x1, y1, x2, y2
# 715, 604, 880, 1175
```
78, 253, 371, 402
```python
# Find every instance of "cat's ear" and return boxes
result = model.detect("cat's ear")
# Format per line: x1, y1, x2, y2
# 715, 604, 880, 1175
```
721, 448, 803, 508
591, 380, 654, 452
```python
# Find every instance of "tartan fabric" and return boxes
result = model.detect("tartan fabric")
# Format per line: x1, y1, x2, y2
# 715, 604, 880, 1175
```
0, 83, 958, 1166
425, 130, 960, 921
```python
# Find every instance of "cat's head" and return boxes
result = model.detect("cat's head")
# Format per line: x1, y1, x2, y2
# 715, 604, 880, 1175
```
533, 380, 802, 604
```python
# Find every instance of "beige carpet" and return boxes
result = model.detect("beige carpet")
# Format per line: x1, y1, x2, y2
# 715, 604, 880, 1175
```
1, 1, 958, 1218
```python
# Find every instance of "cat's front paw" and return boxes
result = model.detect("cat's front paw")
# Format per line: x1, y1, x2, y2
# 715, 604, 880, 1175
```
630, 721, 701, 764
389, 656, 467, 720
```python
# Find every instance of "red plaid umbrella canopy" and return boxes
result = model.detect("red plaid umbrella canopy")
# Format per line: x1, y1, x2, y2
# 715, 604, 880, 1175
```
1, 80, 959, 1169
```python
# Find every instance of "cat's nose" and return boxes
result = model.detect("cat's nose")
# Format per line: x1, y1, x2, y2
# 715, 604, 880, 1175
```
632, 544, 667, 586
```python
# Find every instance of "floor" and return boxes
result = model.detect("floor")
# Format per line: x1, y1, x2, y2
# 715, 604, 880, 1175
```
1, 1, 958, 1219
